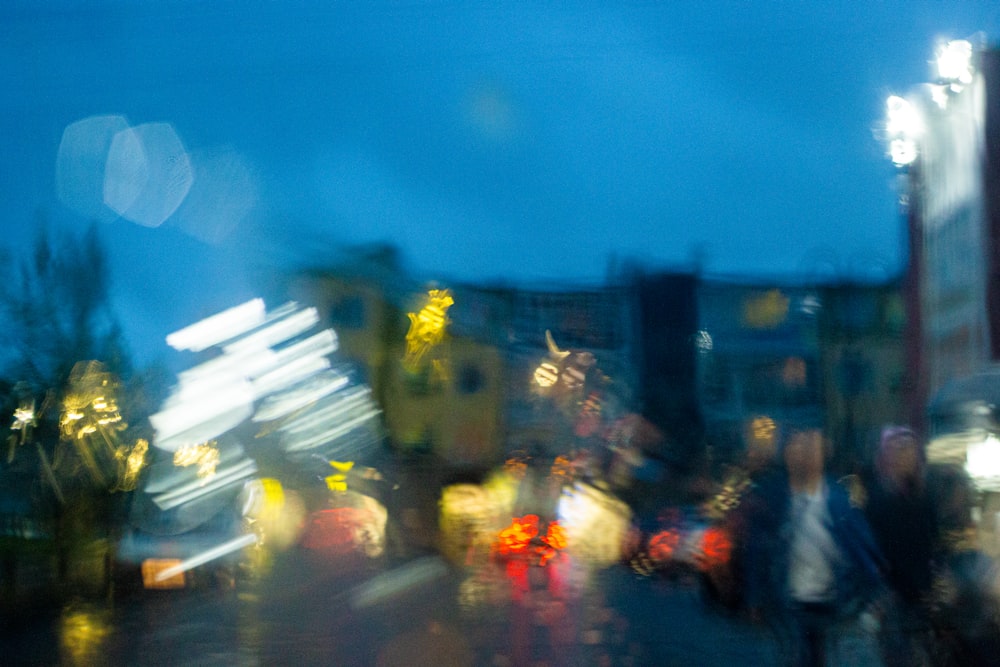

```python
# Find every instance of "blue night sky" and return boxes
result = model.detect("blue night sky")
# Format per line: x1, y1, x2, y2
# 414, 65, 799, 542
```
2, 1, 1000, 367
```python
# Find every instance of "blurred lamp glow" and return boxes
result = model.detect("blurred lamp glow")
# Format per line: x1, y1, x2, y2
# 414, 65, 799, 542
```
966, 434, 1000, 490
936, 39, 974, 86
886, 95, 922, 137
890, 138, 918, 167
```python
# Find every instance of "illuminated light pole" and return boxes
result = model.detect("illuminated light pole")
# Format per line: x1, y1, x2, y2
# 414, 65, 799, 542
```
885, 94, 922, 168
936, 39, 975, 89
884, 36, 1000, 559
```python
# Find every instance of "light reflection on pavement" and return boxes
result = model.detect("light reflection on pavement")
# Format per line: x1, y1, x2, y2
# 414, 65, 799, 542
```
6, 547, 783, 666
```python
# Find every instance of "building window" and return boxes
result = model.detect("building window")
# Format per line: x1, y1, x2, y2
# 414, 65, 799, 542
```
332, 295, 366, 330
456, 363, 485, 395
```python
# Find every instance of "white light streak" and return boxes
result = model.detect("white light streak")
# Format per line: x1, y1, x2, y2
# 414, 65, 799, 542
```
222, 305, 324, 356
280, 405, 381, 453
154, 533, 259, 582
251, 354, 330, 399
252, 371, 350, 423
166, 299, 266, 352
152, 458, 258, 510
349, 556, 449, 609
150, 374, 254, 452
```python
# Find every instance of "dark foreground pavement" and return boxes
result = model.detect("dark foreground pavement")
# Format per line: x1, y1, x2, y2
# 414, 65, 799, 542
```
4, 549, 796, 666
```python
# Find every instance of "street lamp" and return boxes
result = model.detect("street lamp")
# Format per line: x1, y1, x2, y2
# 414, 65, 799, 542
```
885, 95, 921, 168
935, 39, 975, 89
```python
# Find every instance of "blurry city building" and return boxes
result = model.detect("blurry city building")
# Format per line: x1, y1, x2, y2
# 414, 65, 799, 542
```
630, 270, 702, 471
502, 282, 637, 458
816, 282, 909, 471
695, 280, 823, 469
889, 39, 1000, 554
293, 251, 913, 479
892, 41, 1000, 431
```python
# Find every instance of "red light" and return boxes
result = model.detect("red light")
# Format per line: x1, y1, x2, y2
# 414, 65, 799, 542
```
300, 508, 373, 552
696, 527, 733, 571
647, 529, 681, 562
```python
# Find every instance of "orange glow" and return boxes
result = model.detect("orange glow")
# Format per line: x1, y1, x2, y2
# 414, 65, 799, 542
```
494, 515, 567, 566
141, 559, 185, 589
550, 455, 573, 480
696, 527, 733, 571
495, 514, 539, 556
504, 455, 528, 479
647, 529, 681, 562
538, 521, 568, 565
543, 521, 567, 550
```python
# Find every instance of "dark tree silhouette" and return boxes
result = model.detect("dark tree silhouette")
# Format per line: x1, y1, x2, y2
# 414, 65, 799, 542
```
0, 217, 130, 394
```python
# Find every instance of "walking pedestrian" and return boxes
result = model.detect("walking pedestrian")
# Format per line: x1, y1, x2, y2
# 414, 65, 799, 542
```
742, 418, 886, 666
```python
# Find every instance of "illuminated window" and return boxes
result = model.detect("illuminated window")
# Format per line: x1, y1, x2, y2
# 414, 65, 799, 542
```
742, 290, 789, 329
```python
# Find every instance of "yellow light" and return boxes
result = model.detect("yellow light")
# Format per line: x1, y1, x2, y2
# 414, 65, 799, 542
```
403, 289, 454, 371
750, 416, 776, 444
12, 404, 36, 430
114, 438, 148, 491
261, 478, 285, 506
556, 482, 632, 568
173, 441, 220, 482
743, 289, 789, 329
326, 475, 348, 492
533, 361, 559, 388
326, 459, 355, 493
59, 603, 111, 665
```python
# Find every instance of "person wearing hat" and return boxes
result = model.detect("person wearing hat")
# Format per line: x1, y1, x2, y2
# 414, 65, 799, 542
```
742, 419, 886, 666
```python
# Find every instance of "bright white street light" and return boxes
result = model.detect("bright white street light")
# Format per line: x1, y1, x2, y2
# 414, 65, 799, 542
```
967, 433, 1000, 491
936, 39, 974, 87
886, 95, 922, 136
885, 95, 922, 167
890, 138, 918, 167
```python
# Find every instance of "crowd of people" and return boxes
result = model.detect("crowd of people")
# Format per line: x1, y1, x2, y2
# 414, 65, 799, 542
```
703, 418, 1000, 666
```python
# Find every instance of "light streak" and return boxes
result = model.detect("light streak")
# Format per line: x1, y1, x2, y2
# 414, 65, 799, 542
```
154, 533, 259, 582
349, 556, 449, 609
252, 371, 350, 423
150, 375, 254, 452
153, 458, 258, 510
173, 442, 221, 481
222, 305, 323, 355
249, 348, 331, 398
165, 299, 266, 352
